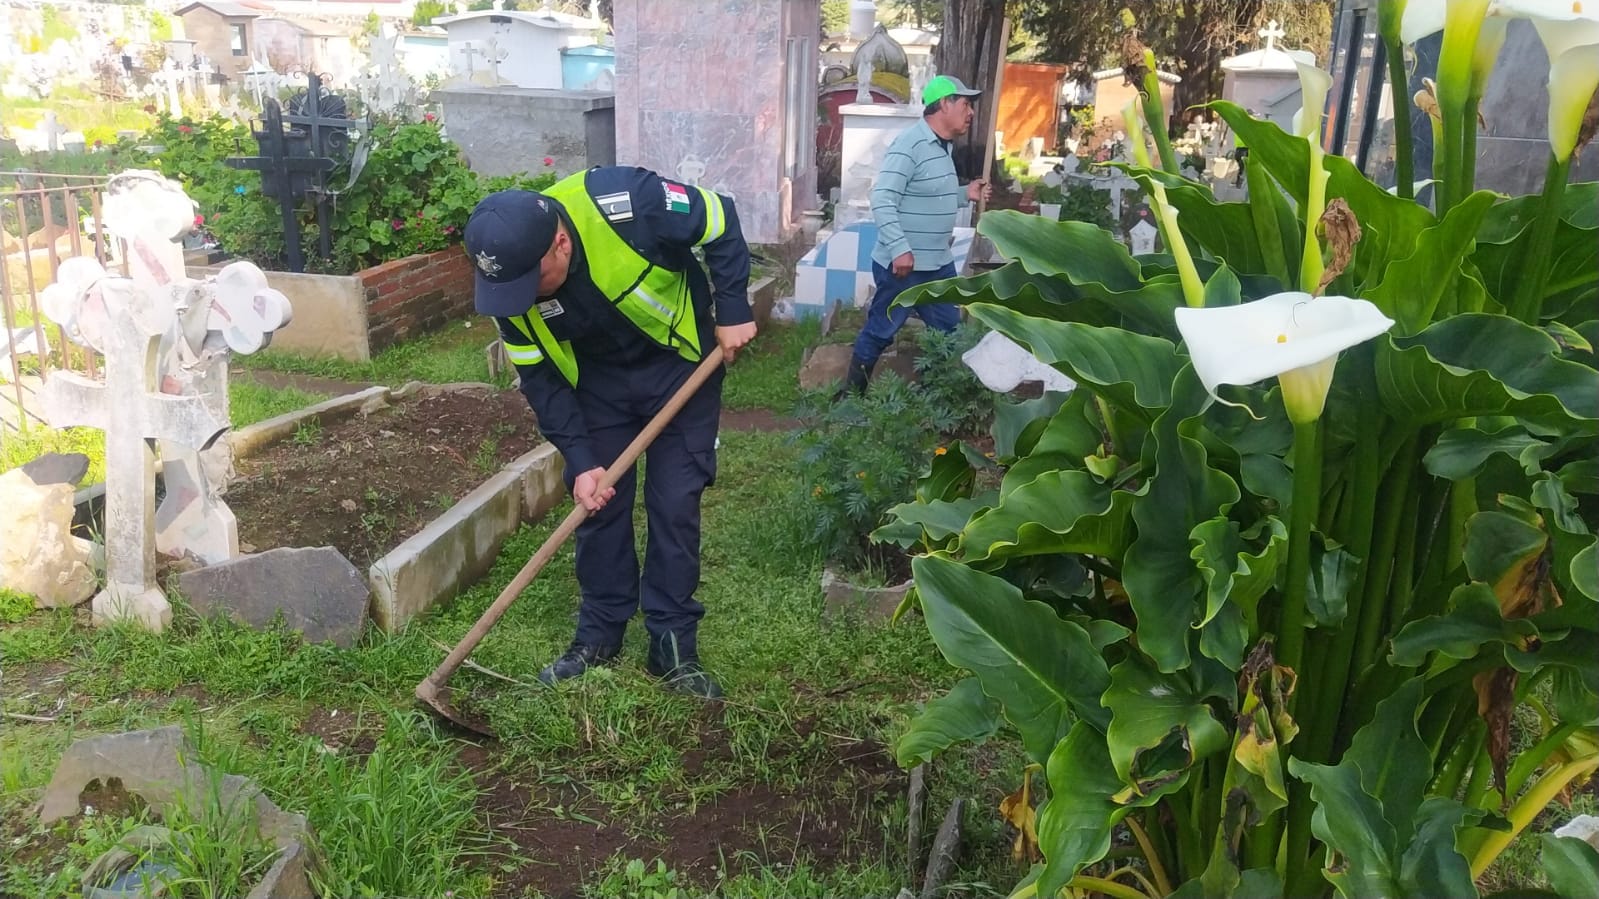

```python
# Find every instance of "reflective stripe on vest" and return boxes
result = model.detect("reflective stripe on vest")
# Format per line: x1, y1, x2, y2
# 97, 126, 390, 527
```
696, 187, 726, 246
543, 171, 703, 363
504, 311, 578, 386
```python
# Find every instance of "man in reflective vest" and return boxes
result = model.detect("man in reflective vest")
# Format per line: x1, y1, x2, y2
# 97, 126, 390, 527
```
464, 166, 757, 699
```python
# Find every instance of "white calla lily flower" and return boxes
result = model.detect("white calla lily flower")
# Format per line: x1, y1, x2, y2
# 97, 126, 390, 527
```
1174, 293, 1396, 424
1293, 61, 1335, 140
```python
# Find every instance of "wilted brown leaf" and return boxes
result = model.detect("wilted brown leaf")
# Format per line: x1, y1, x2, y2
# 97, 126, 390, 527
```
999, 765, 1041, 863
1474, 668, 1518, 799
1315, 198, 1362, 296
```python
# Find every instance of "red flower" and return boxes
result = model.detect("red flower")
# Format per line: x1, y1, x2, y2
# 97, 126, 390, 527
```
444, 225, 455, 234
391, 219, 404, 230
178, 124, 192, 134
543, 156, 554, 166
194, 214, 205, 226
416, 210, 424, 218
424, 113, 436, 122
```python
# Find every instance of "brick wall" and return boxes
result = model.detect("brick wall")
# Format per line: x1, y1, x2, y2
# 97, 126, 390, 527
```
358, 246, 475, 354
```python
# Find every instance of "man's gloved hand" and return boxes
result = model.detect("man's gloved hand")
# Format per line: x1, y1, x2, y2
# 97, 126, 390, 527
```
573, 467, 615, 512
715, 321, 758, 364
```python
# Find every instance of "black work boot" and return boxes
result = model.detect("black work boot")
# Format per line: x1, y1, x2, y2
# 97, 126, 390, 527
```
833, 354, 874, 400
537, 640, 621, 686
646, 637, 724, 700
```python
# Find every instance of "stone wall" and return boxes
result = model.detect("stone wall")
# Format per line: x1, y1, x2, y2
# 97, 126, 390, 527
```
436, 87, 616, 179
359, 247, 474, 354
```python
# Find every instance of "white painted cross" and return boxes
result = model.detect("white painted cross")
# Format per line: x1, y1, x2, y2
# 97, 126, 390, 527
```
39, 171, 292, 630
155, 60, 185, 116
1259, 19, 1285, 52
676, 153, 707, 186
476, 37, 509, 85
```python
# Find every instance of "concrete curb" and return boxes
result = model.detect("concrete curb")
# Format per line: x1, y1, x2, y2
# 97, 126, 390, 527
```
227, 386, 392, 458
368, 443, 566, 632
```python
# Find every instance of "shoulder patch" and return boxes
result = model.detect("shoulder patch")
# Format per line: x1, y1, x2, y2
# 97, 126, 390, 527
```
663, 181, 691, 214
595, 191, 633, 222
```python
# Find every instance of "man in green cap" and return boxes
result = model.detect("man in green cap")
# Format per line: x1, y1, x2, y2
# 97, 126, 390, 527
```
840, 74, 991, 396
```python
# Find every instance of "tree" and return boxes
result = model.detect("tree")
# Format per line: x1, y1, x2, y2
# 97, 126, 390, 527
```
1016, 1, 1334, 133
411, 0, 448, 28
933, 0, 1007, 176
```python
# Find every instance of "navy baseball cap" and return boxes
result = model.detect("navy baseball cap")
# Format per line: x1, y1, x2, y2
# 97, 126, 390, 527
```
464, 190, 560, 317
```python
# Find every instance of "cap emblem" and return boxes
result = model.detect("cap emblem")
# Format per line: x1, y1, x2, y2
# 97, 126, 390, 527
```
475, 251, 502, 275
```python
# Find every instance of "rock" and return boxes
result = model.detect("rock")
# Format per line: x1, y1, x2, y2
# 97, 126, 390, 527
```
19, 451, 90, 487
39, 727, 321, 899
798, 344, 917, 392
822, 566, 913, 624
919, 798, 966, 899
961, 331, 1076, 394
176, 547, 369, 648
907, 764, 927, 885
0, 468, 97, 608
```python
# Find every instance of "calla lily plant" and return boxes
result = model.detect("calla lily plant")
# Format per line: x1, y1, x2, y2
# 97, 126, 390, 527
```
882, 9, 1599, 899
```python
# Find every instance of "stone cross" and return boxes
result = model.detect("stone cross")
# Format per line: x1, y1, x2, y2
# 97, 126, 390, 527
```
39, 171, 291, 630
1259, 19, 1285, 52
1128, 218, 1159, 256
157, 59, 185, 115
473, 37, 508, 86
676, 153, 707, 186
356, 32, 417, 117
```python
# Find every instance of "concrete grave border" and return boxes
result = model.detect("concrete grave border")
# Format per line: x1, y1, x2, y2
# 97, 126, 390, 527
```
231, 381, 567, 632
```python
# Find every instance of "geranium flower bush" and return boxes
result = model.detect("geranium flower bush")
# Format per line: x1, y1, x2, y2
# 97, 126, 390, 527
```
884, 4, 1599, 897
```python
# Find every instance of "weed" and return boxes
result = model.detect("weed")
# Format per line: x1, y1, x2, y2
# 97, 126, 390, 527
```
589, 857, 687, 899
291, 419, 323, 447
472, 436, 500, 474
228, 381, 328, 429
0, 587, 33, 624
155, 763, 280, 899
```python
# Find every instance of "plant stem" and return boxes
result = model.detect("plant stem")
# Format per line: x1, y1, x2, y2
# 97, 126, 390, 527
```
1386, 484, 1424, 632
1126, 815, 1173, 896
1461, 88, 1482, 212
1469, 755, 1599, 878
1384, 36, 1414, 200
1431, 718, 1486, 799
1508, 722, 1582, 799
1507, 154, 1573, 324
1070, 875, 1154, 899
1351, 435, 1419, 679
1279, 421, 1322, 695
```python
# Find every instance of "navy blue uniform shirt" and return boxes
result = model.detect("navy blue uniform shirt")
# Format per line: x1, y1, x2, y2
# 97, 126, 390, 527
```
495, 165, 752, 474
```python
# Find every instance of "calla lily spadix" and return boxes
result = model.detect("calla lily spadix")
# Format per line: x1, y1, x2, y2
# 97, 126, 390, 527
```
1174, 292, 1396, 424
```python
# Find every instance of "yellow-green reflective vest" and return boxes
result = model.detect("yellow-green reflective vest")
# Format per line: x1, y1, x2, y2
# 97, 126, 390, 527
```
498, 171, 714, 387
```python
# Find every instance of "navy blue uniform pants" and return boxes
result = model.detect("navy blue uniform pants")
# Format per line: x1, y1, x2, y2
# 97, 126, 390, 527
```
563, 354, 722, 663
851, 262, 960, 369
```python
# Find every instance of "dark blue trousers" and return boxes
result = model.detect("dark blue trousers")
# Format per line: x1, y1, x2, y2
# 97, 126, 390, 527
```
563, 354, 722, 663
850, 262, 961, 368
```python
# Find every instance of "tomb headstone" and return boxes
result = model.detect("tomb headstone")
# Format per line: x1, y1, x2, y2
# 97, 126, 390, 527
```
1128, 218, 1159, 256
38, 171, 292, 630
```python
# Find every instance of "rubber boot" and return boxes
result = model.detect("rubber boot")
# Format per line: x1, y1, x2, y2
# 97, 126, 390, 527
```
834, 354, 874, 400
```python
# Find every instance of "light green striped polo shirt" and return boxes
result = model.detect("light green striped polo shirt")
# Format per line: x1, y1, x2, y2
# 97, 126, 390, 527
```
870, 117, 969, 271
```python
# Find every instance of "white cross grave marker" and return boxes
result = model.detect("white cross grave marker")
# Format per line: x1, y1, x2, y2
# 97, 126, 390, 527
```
39, 171, 292, 629
676, 154, 707, 186
1259, 19, 1285, 52
1129, 218, 1159, 256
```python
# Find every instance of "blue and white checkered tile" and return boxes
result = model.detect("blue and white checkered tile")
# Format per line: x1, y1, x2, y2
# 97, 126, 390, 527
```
792, 222, 980, 320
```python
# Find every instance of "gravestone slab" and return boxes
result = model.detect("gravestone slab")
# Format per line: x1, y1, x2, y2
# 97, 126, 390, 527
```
177, 547, 369, 648
19, 451, 90, 487
798, 343, 917, 391
961, 331, 1076, 394
0, 468, 97, 609
39, 727, 319, 899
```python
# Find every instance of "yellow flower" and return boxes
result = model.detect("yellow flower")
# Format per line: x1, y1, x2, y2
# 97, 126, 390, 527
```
934, 447, 948, 456
812, 485, 823, 497
856, 471, 867, 479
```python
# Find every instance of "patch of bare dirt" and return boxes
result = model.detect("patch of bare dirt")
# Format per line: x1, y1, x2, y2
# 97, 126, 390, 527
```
228, 389, 543, 567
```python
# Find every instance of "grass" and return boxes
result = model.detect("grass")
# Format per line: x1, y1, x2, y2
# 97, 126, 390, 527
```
239, 319, 508, 389
0, 319, 1039, 896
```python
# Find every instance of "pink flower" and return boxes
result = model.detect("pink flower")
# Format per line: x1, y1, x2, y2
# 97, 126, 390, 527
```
424, 113, 436, 122
391, 219, 403, 230
194, 214, 205, 226
178, 125, 192, 134
543, 156, 554, 166
93, 139, 103, 148
416, 210, 424, 218
444, 225, 455, 234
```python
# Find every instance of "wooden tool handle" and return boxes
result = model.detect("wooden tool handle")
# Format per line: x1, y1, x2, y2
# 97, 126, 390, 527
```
418, 347, 725, 692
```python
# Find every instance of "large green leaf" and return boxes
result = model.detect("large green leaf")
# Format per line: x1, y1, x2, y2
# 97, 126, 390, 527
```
1125, 166, 1269, 276
1213, 101, 1436, 290
961, 470, 1136, 564
1531, 475, 1599, 604
1244, 149, 1301, 287
1289, 680, 1478, 898
968, 303, 1182, 422
1365, 190, 1499, 334
1124, 369, 1242, 672
1542, 834, 1599, 899
1035, 722, 1130, 899
1102, 652, 1233, 795
1306, 536, 1362, 629
1389, 583, 1542, 667
998, 391, 1105, 500
895, 677, 1002, 767
992, 391, 1069, 462
1473, 182, 1599, 312
913, 555, 1111, 762
1376, 313, 1599, 428
876, 497, 988, 547
1190, 516, 1288, 636
1424, 423, 1559, 480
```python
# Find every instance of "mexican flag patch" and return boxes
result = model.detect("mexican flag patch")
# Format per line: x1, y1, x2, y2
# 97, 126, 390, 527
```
663, 182, 691, 214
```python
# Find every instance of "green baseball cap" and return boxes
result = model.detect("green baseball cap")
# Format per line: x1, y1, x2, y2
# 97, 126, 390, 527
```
923, 75, 982, 105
